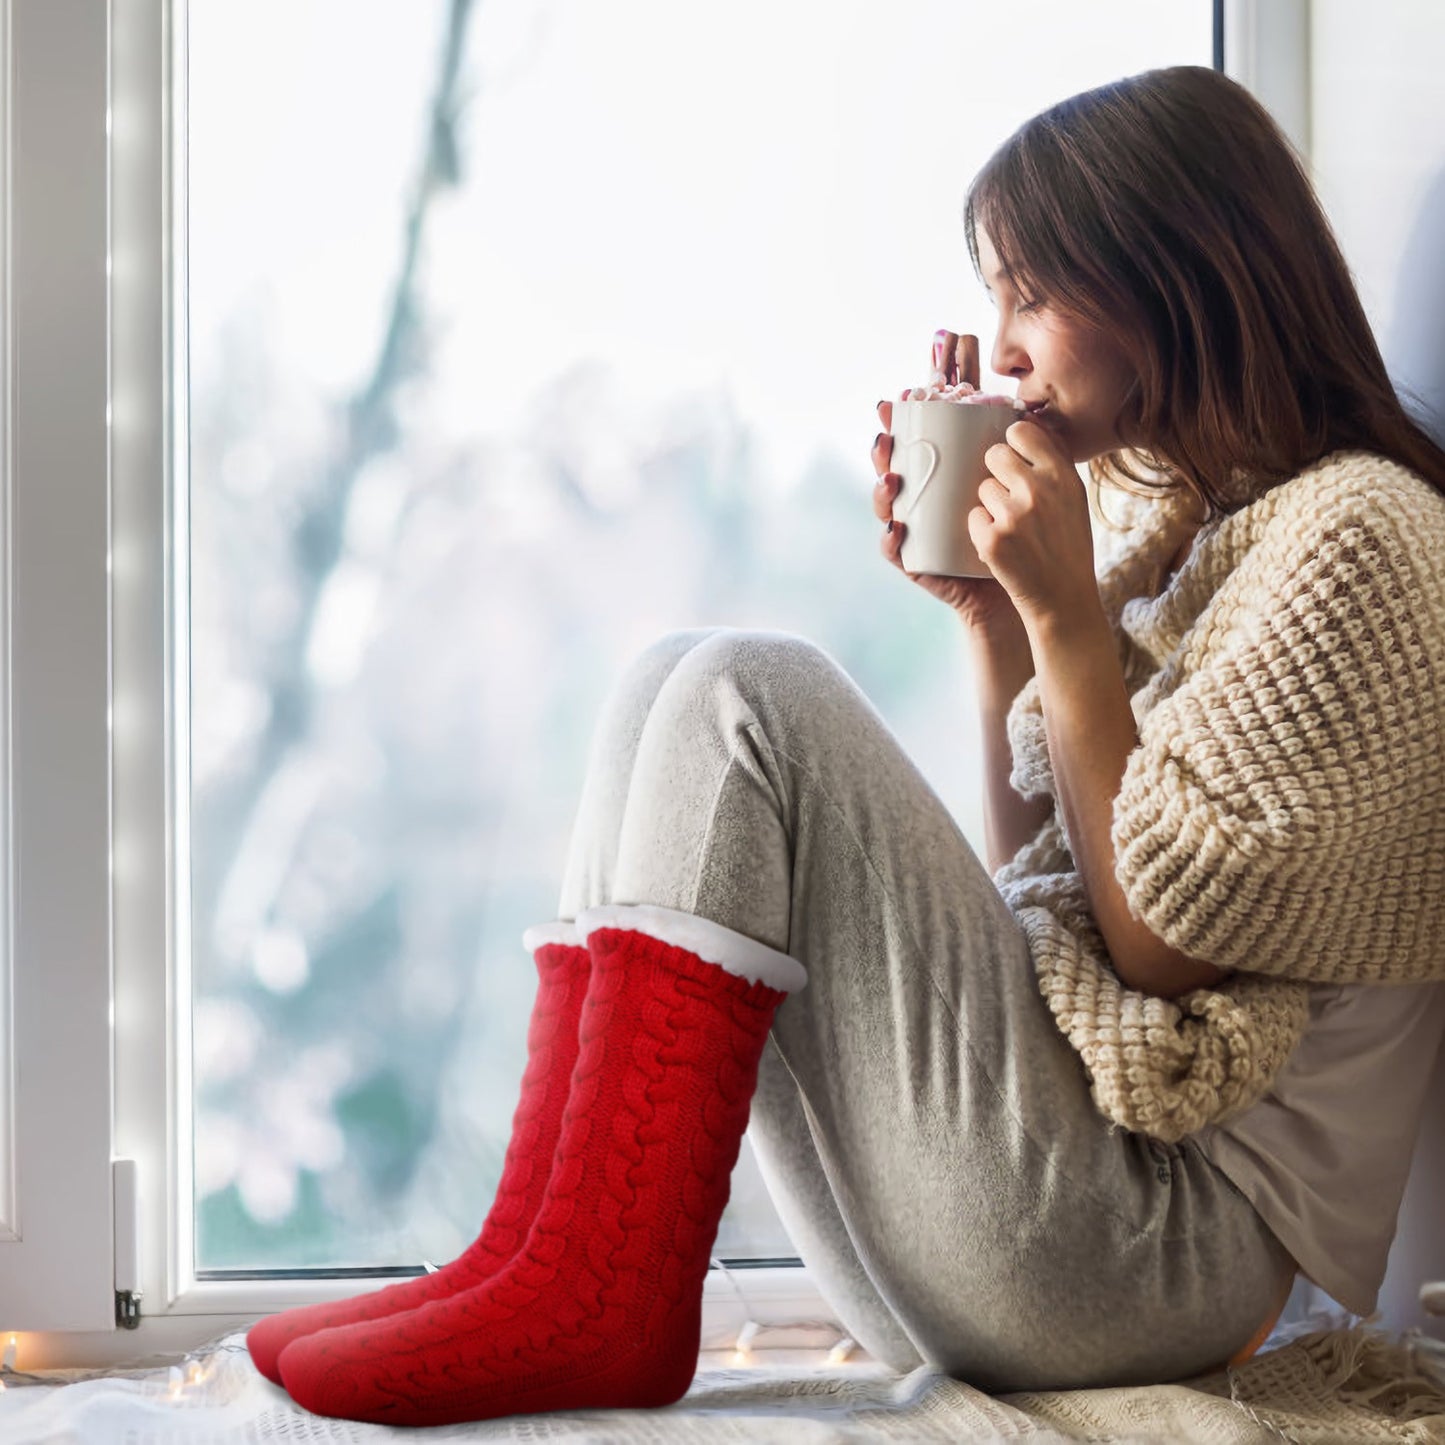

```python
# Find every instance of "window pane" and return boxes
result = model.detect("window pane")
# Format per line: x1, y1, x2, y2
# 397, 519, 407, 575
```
186, 0, 1213, 1271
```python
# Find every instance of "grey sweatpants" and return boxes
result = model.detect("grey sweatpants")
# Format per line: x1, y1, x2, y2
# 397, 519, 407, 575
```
554, 627, 1297, 1393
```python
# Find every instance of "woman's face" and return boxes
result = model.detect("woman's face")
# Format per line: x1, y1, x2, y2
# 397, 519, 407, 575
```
976, 230, 1138, 463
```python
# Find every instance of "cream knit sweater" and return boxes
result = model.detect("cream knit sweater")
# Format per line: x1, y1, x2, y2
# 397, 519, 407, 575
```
994, 448, 1445, 1142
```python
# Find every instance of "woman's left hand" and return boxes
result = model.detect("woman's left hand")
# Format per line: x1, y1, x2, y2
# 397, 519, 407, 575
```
970, 420, 1101, 634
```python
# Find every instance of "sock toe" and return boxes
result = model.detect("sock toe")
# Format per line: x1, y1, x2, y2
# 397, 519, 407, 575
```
248, 1309, 313, 1385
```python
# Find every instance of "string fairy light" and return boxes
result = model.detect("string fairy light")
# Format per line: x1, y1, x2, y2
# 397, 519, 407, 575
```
731, 1319, 762, 1367
710, 1257, 762, 1366
0, 1328, 250, 1393
166, 1351, 220, 1400
707, 1260, 864, 1370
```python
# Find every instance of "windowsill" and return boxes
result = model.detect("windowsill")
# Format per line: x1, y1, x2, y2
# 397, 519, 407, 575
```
2, 1265, 844, 1371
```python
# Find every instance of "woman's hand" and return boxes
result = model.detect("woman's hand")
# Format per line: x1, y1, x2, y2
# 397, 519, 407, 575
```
970, 421, 1101, 636
873, 331, 1027, 643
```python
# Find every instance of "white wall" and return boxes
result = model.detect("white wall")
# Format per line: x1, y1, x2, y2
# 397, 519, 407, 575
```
1309, 0, 1445, 1340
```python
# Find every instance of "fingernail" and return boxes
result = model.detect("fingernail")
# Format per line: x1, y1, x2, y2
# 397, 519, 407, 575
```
887, 520, 894, 533
874, 432, 885, 450
876, 399, 886, 416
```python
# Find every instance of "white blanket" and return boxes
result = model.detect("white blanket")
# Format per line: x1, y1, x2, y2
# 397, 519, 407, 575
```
0, 1320, 1441, 1443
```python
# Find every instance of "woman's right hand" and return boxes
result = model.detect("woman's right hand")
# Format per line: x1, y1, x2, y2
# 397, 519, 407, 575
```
873, 331, 1028, 641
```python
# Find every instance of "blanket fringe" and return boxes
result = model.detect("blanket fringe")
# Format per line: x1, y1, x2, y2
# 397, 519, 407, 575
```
1295, 1321, 1445, 1422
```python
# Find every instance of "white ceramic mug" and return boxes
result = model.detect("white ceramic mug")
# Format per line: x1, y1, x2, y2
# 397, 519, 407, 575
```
890, 399, 1018, 578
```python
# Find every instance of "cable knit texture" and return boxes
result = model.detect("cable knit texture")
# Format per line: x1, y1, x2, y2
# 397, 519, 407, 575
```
276, 922, 792, 1427
995, 449, 1445, 1141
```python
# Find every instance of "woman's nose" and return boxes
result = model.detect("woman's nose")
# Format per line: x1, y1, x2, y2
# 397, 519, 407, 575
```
990, 323, 1029, 381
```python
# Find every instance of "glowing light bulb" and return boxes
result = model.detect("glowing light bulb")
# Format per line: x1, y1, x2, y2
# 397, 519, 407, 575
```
826, 1335, 857, 1366
730, 1319, 760, 1366
2, 1335, 16, 1370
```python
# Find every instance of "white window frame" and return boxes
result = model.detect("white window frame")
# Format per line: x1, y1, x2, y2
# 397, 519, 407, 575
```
1, 0, 1298, 1369
0, 0, 12, 1263
0, 0, 118, 1344
1223, 0, 1311, 170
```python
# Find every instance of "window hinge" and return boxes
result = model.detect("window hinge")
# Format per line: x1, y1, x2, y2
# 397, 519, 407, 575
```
113, 1159, 143, 1329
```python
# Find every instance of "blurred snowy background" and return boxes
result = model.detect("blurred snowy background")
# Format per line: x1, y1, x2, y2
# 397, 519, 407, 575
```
185, 0, 1212, 1271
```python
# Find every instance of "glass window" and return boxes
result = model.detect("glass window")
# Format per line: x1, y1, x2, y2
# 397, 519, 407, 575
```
185, 0, 1214, 1273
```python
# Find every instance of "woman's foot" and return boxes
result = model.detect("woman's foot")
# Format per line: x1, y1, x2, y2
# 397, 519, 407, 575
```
276, 907, 805, 1427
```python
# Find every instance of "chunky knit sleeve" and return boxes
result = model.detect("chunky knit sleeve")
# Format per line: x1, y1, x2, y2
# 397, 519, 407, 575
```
1000, 817, 1313, 1142
1111, 485, 1445, 986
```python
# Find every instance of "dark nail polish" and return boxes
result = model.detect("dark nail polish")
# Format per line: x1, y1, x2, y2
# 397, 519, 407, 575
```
886, 520, 894, 533
874, 432, 885, 450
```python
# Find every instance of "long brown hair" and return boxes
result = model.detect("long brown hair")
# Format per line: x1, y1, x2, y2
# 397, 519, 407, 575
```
963, 65, 1445, 521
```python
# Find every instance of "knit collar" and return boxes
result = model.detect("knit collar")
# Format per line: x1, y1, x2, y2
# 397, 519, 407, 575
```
1117, 521, 1220, 668
1097, 487, 1209, 669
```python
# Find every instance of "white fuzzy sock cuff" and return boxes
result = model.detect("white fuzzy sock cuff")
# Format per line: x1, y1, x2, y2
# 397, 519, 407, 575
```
574, 904, 808, 994
521, 920, 584, 953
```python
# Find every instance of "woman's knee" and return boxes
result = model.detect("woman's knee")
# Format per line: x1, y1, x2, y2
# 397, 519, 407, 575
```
607, 628, 726, 715
631, 626, 725, 673
675, 628, 846, 702
701, 632, 868, 752
619, 627, 853, 756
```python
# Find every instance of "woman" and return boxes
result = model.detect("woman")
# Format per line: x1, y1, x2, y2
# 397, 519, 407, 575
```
247, 65, 1445, 1425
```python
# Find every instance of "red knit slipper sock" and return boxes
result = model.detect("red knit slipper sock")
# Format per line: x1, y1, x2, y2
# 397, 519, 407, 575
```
276, 904, 807, 1428
246, 924, 589, 1386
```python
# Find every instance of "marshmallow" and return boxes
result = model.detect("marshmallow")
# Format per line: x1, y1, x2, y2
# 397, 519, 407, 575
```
905, 376, 1024, 407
